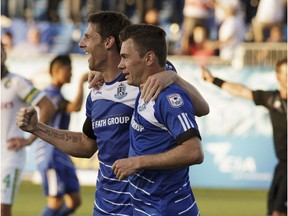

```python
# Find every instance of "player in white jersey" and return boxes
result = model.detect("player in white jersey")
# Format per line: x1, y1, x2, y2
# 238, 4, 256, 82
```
112, 24, 204, 215
15, 12, 209, 215
1, 43, 56, 216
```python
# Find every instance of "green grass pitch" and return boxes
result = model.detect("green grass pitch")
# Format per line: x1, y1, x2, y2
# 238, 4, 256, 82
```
13, 181, 267, 215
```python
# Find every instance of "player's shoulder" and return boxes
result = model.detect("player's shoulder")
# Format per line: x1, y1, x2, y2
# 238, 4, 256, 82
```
2, 72, 32, 89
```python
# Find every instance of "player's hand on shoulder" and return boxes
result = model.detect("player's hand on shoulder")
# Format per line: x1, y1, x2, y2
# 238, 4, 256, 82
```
141, 70, 175, 102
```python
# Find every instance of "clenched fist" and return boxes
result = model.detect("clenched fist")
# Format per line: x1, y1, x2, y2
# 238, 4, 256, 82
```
16, 106, 39, 133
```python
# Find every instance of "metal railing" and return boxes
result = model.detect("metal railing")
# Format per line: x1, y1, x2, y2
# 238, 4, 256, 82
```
234, 42, 287, 68
169, 42, 287, 68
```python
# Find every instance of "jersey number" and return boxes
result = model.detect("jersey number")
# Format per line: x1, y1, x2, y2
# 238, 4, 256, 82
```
3, 174, 11, 188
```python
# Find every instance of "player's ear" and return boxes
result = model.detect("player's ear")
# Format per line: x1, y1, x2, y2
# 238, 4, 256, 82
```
105, 36, 115, 49
145, 51, 154, 66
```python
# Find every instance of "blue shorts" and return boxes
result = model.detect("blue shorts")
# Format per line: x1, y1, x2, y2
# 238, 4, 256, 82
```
38, 166, 80, 197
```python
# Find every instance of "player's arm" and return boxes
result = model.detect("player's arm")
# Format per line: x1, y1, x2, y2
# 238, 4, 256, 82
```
65, 72, 88, 113
16, 106, 97, 158
141, 70, 210, 116
87, 69, 209, 116
113, 136, 203, 180
202, 66, 253, 101
137, 136, 203, 169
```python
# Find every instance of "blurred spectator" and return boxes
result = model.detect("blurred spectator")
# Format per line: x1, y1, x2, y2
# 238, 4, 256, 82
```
64, 0, 86, 23
1, 31, 14, 53
213, 0, 242, 36
188, 25, 216, 56
216, 2, 245, 61
239, 0, 258, 41
134, 0, 163, 24
144, 8, 160, 25
63, 0, 81, 23
85, 0, 103, 14
10, 26, 49, 57
169, 0, 185, 25
180, 0, 213, 55
267, 25, 285, 42
33, 0, 62, 22
47, 0, 62, 22
242, 0, 258, 25
251, 0, 285, 42
256, 25, 285, 64
1, 0, 9, 17
1, 0, 30, 19
122, 0, 137, 18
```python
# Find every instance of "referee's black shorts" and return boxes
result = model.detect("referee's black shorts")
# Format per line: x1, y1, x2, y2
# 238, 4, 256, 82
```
268, 162, 287, 215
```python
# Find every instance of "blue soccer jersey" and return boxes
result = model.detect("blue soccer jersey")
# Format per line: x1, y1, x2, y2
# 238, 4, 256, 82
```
85, 73, 138, 215
36, 85, 79, 197
129, 84, 201, 216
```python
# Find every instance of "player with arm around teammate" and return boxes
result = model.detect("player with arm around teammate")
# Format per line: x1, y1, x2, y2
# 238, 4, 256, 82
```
1, 42, 56, 216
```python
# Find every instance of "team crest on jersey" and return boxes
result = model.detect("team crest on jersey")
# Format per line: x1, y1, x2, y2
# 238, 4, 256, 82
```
138, 102, 148, 112
114, 83, 127, 99
167, 93, 184, 108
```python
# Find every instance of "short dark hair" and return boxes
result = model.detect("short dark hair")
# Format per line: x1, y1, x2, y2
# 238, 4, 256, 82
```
87, 11, 132, 53
49, 55, 71, 75
119, 24, 167, 67
275, 57, 287, 73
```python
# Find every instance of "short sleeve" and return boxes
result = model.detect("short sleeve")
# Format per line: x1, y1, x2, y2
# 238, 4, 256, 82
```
154, 86, 201, 144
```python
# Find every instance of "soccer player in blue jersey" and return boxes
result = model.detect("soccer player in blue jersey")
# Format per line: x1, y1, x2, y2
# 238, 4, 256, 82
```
112, 24, 204, 215
16, 11, 208, 215
1, 43, 56, 216
36, 55, 88, 216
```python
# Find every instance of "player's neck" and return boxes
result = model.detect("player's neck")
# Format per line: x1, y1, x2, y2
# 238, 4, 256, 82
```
51, 80, 63, 88
103, 54, 122, 82
102, 69, 122, 83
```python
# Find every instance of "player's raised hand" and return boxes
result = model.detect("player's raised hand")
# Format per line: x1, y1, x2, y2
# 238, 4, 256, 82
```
201, 66, 214, 82
16, 106, 39, 132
